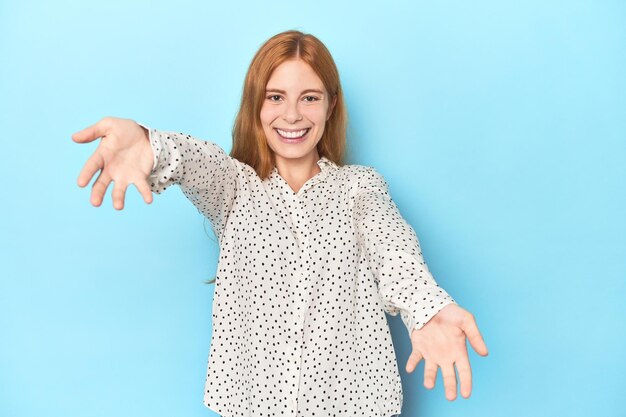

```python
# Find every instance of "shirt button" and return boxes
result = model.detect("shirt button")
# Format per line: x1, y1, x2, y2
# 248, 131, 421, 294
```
287, 397, 296, 408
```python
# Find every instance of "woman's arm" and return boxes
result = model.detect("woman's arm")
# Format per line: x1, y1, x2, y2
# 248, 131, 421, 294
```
137, 122, 237, 241
352, 166, 456, 337
72, 117, 237, 242
353, 167, 488, 401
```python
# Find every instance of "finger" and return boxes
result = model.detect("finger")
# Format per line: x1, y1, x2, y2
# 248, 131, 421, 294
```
423, 360, 438, 390
71, 118, 112, 144
463, 314, 489, 356
91, 170, 112, 207
405, 349, 423, 373
134, 180, 154, 205
441, 362, 457, 401
455, 351, 473, 399
77, 151, 105, 188
111, 180, 129, 210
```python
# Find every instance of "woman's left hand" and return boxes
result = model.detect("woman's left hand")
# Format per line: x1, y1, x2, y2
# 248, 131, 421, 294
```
406, 303, 488, 401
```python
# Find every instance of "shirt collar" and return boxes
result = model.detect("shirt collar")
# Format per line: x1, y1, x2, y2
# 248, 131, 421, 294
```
317, 155, 337, 173
271, 156, 337, 176
269, 156, 337, 196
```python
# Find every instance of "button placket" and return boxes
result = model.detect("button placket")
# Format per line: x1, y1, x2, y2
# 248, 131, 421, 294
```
296, 197, 311, 289
289, 343, 302, 412
290, 195, 309, 416
287, 311, 303, 415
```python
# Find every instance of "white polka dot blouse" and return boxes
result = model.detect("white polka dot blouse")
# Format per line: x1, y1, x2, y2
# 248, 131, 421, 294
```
138, 123, 457, 417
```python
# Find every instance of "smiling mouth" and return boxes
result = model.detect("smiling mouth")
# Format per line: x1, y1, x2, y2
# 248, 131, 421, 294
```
275, 128, 310, 139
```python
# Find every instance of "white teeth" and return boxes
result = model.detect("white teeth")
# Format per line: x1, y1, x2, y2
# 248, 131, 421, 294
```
276, 128, 308, 139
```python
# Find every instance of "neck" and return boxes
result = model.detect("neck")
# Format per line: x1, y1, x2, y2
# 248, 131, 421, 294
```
274, 151, 322, 193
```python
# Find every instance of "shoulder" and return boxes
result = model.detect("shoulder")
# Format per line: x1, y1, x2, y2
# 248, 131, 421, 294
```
336, 163, 390, 197
338, 163, 384, 179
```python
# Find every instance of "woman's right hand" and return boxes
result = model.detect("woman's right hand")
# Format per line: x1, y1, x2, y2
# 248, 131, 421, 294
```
72, 116, 155, 210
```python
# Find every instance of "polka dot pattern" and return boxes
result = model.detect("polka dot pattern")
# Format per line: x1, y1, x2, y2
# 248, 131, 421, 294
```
139, 123, 457, 417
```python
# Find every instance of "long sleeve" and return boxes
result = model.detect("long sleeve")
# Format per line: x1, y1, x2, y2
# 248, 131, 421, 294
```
352, 167, 457, 337
137, 122, 237, 242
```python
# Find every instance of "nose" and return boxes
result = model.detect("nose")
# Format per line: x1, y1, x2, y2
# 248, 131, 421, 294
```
282, 100, 303, 124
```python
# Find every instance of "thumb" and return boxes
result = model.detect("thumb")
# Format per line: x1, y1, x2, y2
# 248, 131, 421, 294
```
405, 349, 424, 373
463, 315, 489, 357
71, 118, 111, 143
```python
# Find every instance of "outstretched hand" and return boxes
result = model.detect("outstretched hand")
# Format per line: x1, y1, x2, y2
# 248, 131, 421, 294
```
72, 117, 155, 210
405, 303, 488, 401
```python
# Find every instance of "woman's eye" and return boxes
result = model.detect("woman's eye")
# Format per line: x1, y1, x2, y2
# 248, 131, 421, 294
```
266, 95, 319, 102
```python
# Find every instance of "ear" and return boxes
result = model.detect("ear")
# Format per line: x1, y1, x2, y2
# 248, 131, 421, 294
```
326, 94, 338, 121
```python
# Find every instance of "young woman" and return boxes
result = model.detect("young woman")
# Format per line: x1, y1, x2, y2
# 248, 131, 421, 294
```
72, 30, 488, 417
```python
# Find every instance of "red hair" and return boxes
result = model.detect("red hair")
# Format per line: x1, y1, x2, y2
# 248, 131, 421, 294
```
230, 30, 348, 179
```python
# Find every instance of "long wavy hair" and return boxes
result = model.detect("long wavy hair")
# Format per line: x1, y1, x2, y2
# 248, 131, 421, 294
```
204, 30, 348, 285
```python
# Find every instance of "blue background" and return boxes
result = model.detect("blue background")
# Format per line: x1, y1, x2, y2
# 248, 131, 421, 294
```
1, 0, 624, 416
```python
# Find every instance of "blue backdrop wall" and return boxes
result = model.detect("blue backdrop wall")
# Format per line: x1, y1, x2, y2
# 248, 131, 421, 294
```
1, 1, 624, 416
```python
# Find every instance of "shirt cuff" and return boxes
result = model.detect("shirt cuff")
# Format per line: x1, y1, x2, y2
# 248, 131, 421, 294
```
136, 121, 159, 172
407, 294, 457, 335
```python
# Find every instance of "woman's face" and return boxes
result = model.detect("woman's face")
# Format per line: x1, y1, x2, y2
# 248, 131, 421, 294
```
260, 59, 335, 166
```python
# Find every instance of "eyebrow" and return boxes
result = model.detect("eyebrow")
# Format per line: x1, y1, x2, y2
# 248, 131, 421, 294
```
265, 88, 325, 95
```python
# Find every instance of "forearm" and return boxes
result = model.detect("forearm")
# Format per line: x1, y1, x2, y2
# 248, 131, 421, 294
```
353, 166, 457, 336
137, 122, 238, 240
